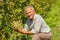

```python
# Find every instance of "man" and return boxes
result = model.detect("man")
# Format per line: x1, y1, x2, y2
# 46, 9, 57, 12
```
13, 6, 51, 40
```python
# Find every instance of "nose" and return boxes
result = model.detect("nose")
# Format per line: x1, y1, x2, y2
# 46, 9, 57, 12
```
26, 13, 31, 17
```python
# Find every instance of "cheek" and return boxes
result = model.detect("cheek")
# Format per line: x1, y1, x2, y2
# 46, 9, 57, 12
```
26, 14, 30, 17
30, 14, 33, 18
27, 13, 31, 16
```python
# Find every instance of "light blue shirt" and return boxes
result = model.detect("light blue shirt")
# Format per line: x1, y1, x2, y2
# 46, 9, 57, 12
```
24, 14, 50, 34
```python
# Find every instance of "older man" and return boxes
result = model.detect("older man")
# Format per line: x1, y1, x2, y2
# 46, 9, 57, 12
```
14, 6, 51, 40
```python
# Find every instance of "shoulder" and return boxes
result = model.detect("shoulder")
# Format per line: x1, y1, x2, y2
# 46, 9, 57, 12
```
34, 14, 43, 20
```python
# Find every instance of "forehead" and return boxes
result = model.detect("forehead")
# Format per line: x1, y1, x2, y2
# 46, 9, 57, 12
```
26, 7, 33, 11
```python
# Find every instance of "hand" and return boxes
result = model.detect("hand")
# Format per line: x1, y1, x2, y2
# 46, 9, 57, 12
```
12, 27, 19, 32
12, 27, 26, 34
12, 27, 22, 33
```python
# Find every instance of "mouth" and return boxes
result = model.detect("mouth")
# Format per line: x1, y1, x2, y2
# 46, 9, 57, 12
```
28, 15, 31, 17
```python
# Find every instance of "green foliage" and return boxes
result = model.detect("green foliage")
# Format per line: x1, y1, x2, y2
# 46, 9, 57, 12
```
45, 0, 60, 27
26, 0, 56, 17
44, 0, 60, 40
0, 0, 57, 40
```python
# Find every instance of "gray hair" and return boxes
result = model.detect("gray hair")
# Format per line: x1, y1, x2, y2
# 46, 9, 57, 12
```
24, 6, 35, 12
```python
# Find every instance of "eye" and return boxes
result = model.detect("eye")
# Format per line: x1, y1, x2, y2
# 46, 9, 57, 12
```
26, 12, 31, 14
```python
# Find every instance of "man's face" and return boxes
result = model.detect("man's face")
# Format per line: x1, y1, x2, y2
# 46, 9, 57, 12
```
26, 8, 34, 20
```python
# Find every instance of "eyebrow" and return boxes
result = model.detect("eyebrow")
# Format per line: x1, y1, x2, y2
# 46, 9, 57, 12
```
26, 12, 31, 14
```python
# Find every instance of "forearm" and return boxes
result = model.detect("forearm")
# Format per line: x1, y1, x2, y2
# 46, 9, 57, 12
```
13, 27, 33, 35
19, 29, 33, 35
23, 31, 33, 35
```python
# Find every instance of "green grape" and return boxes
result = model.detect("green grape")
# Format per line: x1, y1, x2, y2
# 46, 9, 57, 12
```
12, 20, 23, 29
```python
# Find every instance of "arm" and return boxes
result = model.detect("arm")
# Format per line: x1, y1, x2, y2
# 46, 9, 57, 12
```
19, 29, 33, 35
13, 27, 33, 35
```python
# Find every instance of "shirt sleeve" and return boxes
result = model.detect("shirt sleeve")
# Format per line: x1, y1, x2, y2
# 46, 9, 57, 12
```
31, 17, 43, 34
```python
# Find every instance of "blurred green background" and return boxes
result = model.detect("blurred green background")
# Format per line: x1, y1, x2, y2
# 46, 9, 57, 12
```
0, 0, 60, 40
